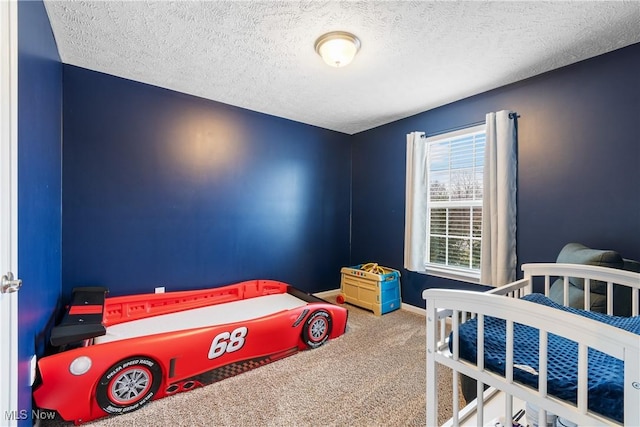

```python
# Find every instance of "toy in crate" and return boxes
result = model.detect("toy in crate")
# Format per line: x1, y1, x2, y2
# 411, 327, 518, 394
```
337, 263, 401, 315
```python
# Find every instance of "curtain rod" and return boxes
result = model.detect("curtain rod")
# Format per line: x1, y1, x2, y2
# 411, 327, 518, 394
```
421, 112, 519, 138
421, 120, 485, 138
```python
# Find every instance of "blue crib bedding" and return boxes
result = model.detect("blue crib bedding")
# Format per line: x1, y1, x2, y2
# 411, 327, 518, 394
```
453, 293, 640, 423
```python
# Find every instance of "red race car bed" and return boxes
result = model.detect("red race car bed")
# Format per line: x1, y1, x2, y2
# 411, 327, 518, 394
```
33, 280, 348, 425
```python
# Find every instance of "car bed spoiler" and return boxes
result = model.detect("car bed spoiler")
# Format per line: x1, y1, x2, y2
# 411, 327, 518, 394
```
50, 287, 108, 347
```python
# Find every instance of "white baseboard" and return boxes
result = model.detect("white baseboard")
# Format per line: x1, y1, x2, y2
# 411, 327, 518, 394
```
314, 289, 341, 299
401, 302, 426, 316
314, 289, 426, 317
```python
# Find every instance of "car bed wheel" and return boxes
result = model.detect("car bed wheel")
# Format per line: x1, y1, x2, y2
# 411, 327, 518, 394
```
302, 309, 332, 349
96, 356, 162, 415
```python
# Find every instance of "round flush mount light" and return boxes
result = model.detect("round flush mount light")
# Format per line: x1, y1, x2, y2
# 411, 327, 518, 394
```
314, 31, 361, 68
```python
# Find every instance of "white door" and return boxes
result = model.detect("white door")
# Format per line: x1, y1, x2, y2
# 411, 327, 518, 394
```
0, 1, 20, 425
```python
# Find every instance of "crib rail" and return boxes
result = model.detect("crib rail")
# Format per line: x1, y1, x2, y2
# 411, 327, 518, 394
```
424, 263, 640, 427
522, 263, 640, 316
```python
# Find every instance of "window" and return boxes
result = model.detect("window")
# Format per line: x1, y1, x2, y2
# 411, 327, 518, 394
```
425, 125, 485, 280
405, 111, 516, 285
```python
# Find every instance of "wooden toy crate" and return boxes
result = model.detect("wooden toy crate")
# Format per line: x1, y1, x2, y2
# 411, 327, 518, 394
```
339, 264, 401, 315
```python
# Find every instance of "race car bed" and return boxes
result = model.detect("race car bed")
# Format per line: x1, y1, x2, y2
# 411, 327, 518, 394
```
423, 263, 640, 427
33, 280, 348, 425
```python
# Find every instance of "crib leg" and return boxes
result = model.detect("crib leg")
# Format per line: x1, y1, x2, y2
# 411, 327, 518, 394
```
426, 309, 438, 426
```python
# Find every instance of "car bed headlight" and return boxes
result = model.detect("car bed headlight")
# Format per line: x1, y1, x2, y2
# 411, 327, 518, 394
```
69, 356, 92, 376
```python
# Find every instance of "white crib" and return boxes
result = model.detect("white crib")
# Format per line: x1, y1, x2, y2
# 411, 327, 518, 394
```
424, 263, 640, 426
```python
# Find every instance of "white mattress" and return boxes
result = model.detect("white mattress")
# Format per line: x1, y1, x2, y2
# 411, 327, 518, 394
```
95, 293, 307, 344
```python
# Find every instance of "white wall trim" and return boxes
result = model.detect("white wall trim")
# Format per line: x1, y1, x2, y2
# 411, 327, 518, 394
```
0, 0, 19, 425
315, 288, 427, 317
401, 302, 426, 316
314, 289, 341, 299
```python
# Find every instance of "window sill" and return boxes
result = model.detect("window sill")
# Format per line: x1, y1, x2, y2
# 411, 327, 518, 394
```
422, 265, 481, 285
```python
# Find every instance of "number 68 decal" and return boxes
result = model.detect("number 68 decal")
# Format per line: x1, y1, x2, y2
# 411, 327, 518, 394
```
207, 326, 248, 359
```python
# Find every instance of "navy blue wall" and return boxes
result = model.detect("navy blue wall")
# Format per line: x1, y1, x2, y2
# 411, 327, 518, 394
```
62, 66, 351, 297
17, 0, 62, 423
351, 43, 640, 308
14, 9, 640, 420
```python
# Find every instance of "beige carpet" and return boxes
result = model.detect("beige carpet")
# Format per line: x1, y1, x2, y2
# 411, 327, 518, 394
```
41, 296, 463, 427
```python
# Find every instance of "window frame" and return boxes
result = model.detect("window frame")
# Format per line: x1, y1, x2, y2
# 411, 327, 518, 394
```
424, 124, 486, 283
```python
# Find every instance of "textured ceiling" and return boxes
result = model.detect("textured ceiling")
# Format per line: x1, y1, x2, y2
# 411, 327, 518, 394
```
44, 1, 640, 135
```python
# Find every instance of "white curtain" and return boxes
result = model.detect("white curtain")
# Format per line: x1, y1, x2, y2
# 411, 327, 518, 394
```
404, 131, 427, 272
480, 110, 518, 286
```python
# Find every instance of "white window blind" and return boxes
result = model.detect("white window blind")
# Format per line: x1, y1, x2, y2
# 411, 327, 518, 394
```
426, 125, 485, 278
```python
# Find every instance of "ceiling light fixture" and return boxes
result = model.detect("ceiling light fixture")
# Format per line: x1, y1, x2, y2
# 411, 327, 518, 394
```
314, 31, 361, 68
